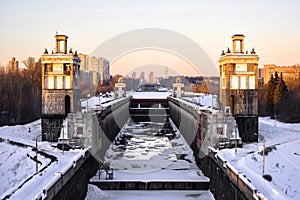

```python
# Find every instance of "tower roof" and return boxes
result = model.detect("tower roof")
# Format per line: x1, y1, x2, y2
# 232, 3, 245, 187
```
232, 34, 245, 37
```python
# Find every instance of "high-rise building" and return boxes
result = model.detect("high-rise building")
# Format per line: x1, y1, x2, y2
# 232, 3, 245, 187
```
140, 71, 145, 83
219, 34, 259, 142
149, 71, 154, 83
80, 70, 93, 89
89, 56, 100, 72
89, 56, 100, 86
258, 68, 264, 85
8, 57, 19, 73
263, 64, 300, 84
99, 57, 110, 85
78, 54, 110, 86
132, 72, 136, 79
41, 34, 81, 141
78, 53, 89, 71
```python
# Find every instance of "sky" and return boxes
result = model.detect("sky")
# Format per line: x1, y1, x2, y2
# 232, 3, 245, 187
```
0, 0, 300, 76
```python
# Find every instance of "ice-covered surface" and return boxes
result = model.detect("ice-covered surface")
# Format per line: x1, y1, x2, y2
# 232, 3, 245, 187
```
131, 91, 172, 99
0, 119, 84, 199
92, 117, 209, 182
218, 117, 300, 200
85, 184, 214, 200
89, 118, 211, 198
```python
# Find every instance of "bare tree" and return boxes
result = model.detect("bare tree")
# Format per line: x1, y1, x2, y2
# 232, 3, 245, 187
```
22, 57, 42, 118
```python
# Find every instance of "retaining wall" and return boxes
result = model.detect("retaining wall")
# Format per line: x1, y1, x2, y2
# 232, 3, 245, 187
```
34, 149, 98, 200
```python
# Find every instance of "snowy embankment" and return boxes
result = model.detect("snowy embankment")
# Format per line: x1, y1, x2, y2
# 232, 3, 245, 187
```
218, 117, 300, 200
0, 119, 84, 199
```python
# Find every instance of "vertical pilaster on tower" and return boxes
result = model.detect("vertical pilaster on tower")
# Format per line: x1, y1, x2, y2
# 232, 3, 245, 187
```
219, 34, 259, 142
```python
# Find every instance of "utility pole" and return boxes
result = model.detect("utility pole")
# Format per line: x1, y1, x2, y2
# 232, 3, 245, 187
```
62, 124, 65, 155
87, 93, 90, 112
258, 134, 265, 176
99, 94, 101, 109
35, 134, 43, 173
235, 124, 238, 155
262, 136, 265, 176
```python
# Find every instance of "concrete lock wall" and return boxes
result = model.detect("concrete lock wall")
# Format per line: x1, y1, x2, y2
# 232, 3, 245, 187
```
235, 116, 258, 143
41, 98, 130, 200
39, 150, 98, 200
43, 96, 250, 200
99, 98, 130, 159
42, 116, 65, 142
197, 153, 248, 200
168, 99, 198, 148
167, 98, 251, 200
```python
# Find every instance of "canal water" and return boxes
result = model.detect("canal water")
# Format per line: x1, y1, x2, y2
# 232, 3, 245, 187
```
87, 117, 214, 199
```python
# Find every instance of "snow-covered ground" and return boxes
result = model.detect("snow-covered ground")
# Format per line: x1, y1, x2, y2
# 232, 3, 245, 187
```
182, 93, 218, 108
218, 117, 300, 200
85, 184, 214, 200
0, 119, 84, 199
81, 93, 115, 109
1, 92, 299, 200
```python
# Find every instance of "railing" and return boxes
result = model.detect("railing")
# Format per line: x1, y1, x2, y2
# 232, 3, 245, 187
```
210, 147, 265, 200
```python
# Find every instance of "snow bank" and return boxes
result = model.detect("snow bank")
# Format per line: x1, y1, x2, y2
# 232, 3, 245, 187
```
218, 117, 300, 200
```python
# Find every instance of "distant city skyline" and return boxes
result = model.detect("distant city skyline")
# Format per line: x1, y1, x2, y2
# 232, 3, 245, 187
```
1, 0, 300, 76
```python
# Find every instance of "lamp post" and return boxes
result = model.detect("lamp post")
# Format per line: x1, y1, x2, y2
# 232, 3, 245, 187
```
99, 94, 101, 109
211, 94, 216, 109
87, 93, 90, 112
260, 135, 265, 176
35, 134, 43, 173
235, 124, 238, 155
61, 124, 65, 155
256, 133, 265, 176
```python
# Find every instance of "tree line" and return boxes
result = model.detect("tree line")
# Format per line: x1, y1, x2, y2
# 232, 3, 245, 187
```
258, 71, 300, 123
0, 57, 42, 125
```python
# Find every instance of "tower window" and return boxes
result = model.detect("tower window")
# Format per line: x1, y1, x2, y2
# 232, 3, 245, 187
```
59, 41, 64, 53
44, 64, 53, 74
248, 64, 254, 72
63, 63, 71, 75
217, 127, 223, 135
235, 40, 241, 52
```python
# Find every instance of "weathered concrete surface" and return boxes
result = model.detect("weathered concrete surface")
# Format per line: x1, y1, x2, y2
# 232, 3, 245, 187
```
42, 115, 64, 142
197, 154, 248, 200
44, 151, 98, 200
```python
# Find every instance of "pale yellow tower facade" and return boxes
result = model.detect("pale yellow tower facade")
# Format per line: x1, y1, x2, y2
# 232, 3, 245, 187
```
219, 34, 259, 142
41, 34, 80, 141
